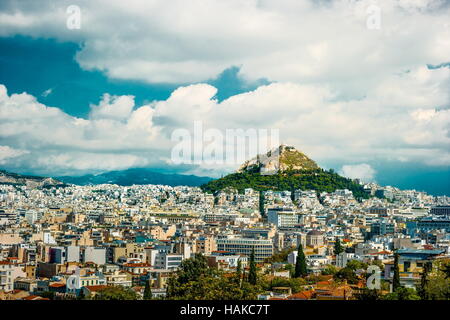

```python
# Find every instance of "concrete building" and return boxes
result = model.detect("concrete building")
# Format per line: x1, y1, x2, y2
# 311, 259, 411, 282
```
83, 247, 106, 265
268, 208, 302, 228
216, 238, 273, 263
306, 230, 324, 247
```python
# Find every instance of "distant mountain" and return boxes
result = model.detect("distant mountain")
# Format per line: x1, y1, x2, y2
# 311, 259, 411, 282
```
0, 169, 66, 188
57, 168, 213, 187
201, 145, 370, 200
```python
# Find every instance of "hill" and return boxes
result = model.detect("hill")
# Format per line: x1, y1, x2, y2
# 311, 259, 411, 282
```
201, 145, 370, 200
238, 144, 319, 174
0, 170, 66, 188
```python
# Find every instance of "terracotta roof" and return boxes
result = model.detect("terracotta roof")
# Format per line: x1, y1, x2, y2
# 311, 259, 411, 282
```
49, 283, 66, 288
123, 263, 151, 267
288, 290, 314, 300
84, 285, 108, 292
23, 295, 50, 300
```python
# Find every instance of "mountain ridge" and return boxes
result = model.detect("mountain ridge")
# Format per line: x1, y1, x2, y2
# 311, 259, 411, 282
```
0, 169, 66, 188
56, 168, 213, 187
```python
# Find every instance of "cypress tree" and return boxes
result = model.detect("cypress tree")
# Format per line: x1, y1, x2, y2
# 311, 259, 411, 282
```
248, 247, 257, 285
259, 191, 265, 217
419, 261, 432, 299
235, 259, 242, 286
393, 251, 401, 291
334, 237, 344, 255
294, 243, 307, 277
143, 279, 152, 300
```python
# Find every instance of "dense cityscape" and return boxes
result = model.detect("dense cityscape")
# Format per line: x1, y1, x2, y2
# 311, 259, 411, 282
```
1, 155, 449, 300
1, 0, 449, 312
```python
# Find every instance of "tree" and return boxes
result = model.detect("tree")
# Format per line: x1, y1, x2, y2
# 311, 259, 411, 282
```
248, 248, 257, 285
422, 260, 450, 300
334, 237, 344, 255
418, 261, 432, 300
235, 259, 242, 286
392, 251, 401, 291
259, 191, 265, 217
94, 286, 138, 300
264, 247, 295, 263
321, 264, 338, 275
143, 279, 152, 300
265, 276, 307, 294
167, 253, 215, 298
355, 288, 382, 300
441, 262, 450, 279
383, 287, 420, 300
346, 260, 368, 271
334, 267, 359, 284
166, 253, 264, 300
294, 243, 307, 278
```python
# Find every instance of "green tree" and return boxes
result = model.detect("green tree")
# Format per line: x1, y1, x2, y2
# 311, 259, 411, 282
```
143, 279, 152, 300
248, 247, 257, 285
383, 287, 420, 300
294, 243, 307, 278
284, 263, 295, 277
334, 267, 359, 284
259, 191, 265, 217
167, 253, 215, 298
334, 237, 344, 255
321, 264, 338, 275
355, 288, 382, 300
422, 260, 450, 300
441, 262, 450, 279
264, 247, 295, 263
235, 259, 242, 286
94, 286, 138, 300
418, 261, 432, 300
166, 253, 264, 300
393, 251, 401, 291
346, 260, 368, 271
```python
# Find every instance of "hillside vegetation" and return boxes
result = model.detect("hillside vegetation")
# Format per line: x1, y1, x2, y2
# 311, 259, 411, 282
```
201, 168, 370, 200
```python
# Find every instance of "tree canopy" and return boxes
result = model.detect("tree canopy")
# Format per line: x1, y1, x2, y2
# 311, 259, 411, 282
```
201, 169, 371, 200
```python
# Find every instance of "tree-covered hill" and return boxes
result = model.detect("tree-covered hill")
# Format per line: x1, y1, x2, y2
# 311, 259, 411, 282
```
201, 169, 370, 200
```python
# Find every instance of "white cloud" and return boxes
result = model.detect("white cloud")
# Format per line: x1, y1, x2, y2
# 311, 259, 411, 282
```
0, 145, 29, 164
339, 164, 377, 182
0, 61, 448, 176
0, 0, 448, 92
89, 94, 135, 121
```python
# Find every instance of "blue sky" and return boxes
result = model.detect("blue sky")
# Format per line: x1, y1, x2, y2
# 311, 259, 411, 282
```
0, 0, 449, 195
0, 36, 266, 118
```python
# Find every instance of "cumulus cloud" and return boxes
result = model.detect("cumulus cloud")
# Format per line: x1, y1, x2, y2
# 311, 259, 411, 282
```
0, 0, 449, 92
339, 164, 376, 182
0, 145, 29, 164
0, 62, 448, 176
89, 94, 135, 121
0, 0, 449, 177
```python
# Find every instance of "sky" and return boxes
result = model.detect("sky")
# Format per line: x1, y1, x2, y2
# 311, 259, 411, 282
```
0, 0, 449, 195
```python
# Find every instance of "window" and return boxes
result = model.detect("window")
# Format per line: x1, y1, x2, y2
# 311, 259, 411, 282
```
404, 261, 411, 272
